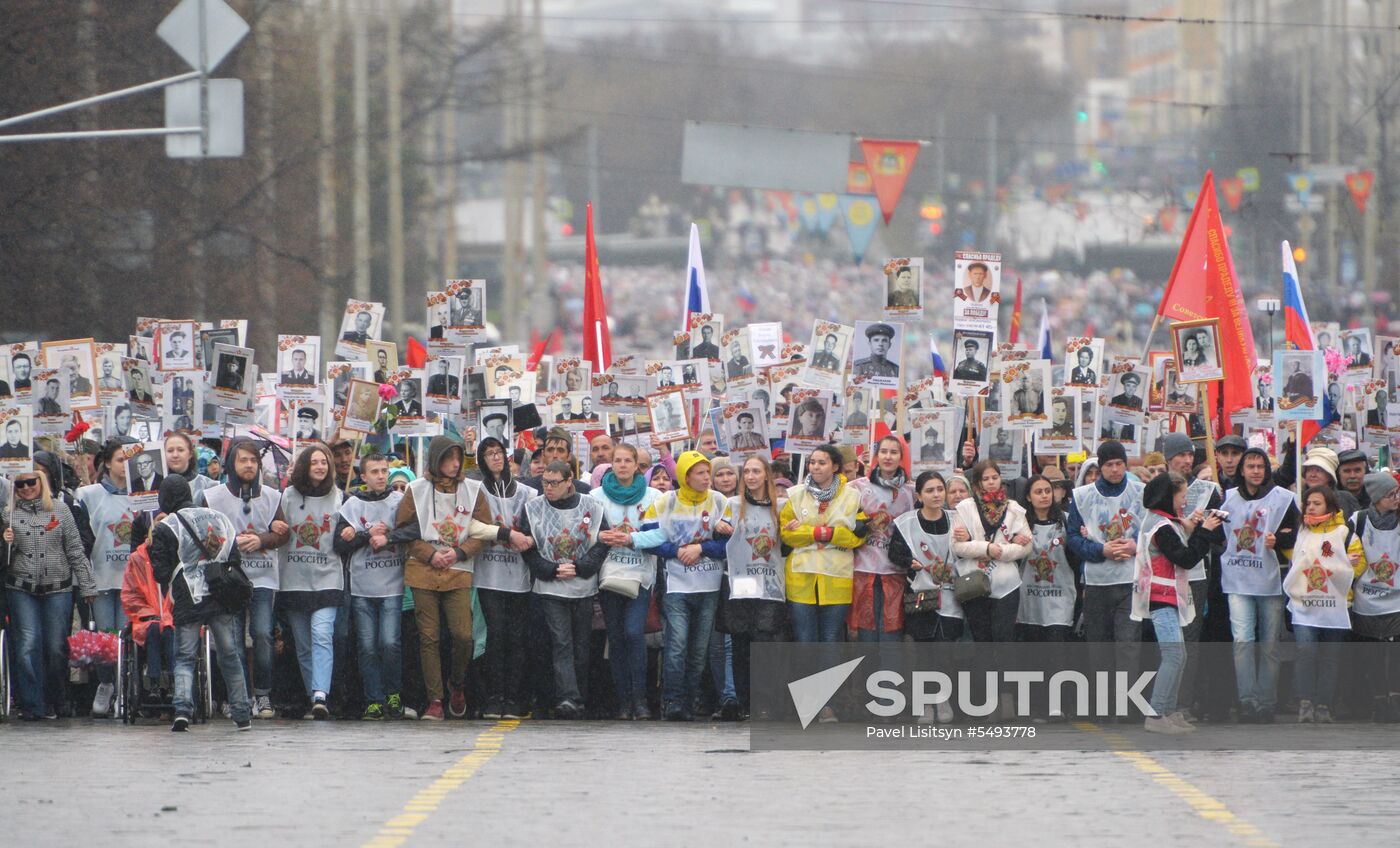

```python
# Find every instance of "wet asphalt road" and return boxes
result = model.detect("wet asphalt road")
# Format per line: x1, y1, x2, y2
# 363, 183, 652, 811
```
2, 715, 1396, 847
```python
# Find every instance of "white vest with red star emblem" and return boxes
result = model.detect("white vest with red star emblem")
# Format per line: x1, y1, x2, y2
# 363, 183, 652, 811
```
1220, 487, 1294, 597
1072, 477, 1145, 586
77, 483, 133, 592
279, 489, 344, 593
892, 510, 961, 619
1353, 513, 1400, 616
408, 476, 482, 572
726, 495, 786, 602
851, 476, 915, 575
1018, 520, 1076, 627
474, 482, 537, 593
652, 489, 730, 594
339, 491, 405, 598
160, 507, 237, 605
596, 487, 662, 593
526, 494, 602, 598
204, 484, 283, 590
1283, 523, 1353, 629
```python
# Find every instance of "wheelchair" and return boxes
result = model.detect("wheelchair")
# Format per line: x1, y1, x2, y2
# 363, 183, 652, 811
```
116, 623, 212, 725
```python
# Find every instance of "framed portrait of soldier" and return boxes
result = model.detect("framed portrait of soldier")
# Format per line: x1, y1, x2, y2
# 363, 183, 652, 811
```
461, 367, 488, 418
1065, 337, 1104, 389
593, 372, 647, 411
842, 383, 874, 436
0, 407, 33, 475
980, 415, 1024, 479
910, 410, 958, 474
153, 322, 196, 373
551, 357, 594, 394
851, 320, 902, 390
276, 335, 321, 402
1340, 329, 1374, 373
646, 389, 690, 444
327, 361, 370, 410
92, 343, 126, 406
30, 368, 70, 434
496, 372, 536, 409
721, 326, 754, 386
1107, 364, 1151, 412
476, 398, 513, 448
802, 321, 853, 392
1313, 322, 1340, 353
123, 443, 166, 510
1160, 365, 1196, 414
121, 356, 159, 416
882, 257, 923, 322
786, 389, 834, 453
1097, 407, 1143, 456
1251, 363, 1275, 415
444, 279, 487, 344
341, 378, 381, 434
423, 356, 464, 418
1272, 349, 1324, 420
688, 313, 723, 364
951, 250, 1001, 332
161, 370, 203, 437
336, 299, 385, 359
721, 402, 770, 458
289, 402, 326, 443
950, 329, 994, 395
367, 340, 398, 385
41, 338, 98, 411
210, 343, 256, 408
1035, 387, 1082, 455
199, 327, 239, 372
1001, 360, 1050, 430
1171, 318, 1223, 384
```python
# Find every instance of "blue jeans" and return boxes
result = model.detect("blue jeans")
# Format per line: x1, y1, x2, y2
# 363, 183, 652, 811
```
246, 587, 276, 695
708, 630, 737, 703
1294, 625, 1345, 706
8, 589, 73, 716
600, 586, 652, 706
286, 607, 337, 697
1228, 594, 1285, 710
661, 590, 720, 710
788, 602, 849, 643
174, 613, 251, 722
352, 595, 403, 704
143, 622, 174, 680
90, 588, 126, 684
1149, 607, 1186, 717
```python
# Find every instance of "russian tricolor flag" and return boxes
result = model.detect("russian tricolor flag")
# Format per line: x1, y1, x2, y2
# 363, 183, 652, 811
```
682, 223, 711, 335
1036, 298, 1052, 362
1283, 240, 1330, 443
930, 335, 947, 378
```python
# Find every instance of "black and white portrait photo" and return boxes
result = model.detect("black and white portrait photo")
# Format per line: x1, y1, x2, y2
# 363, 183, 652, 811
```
126, 446, 166, 499
157, 322, 196, 372
950, 329, 993, 390
689, 316, 723, 363
851, 321, 902, 389
647, 389, 690, 443
722, 327, 753, 381
883, 257, 923, 320
1171, 319, 1223, 384
1066, 338, 1104, 389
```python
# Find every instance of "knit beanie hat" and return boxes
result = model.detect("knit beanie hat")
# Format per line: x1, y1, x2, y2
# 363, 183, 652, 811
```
1161, 432, 1194, 462
1097, 440, 1127, 467
1364, 471, 1399, 506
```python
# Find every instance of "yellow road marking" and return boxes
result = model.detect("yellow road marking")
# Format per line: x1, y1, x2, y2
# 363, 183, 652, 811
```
362, 720, 521, 848
1074, 722, 1281, 848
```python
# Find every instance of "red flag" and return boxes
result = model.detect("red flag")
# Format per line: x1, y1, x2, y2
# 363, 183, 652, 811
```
581, 202, 612, 371
859, 139, 921, 225
406, 336, 427, 369
1346, 170, 1375, 214
1156, 172, 1257, 433
1008, 277, 1023, 344
526, 327, 561, 372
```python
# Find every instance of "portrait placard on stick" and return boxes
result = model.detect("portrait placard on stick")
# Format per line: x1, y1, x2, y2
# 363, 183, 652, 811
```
0, 406, 33, 475
42, 338, 99, 411
277, 335, 322, 403
646, 389, 690, 444
336, 299, 385, 360
951, 251, 1001, 332
882, 257, 923, 322
1170, 318, 1224, 384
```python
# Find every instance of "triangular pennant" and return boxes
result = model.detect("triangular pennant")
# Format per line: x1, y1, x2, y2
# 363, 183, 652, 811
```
838, 194, 879, 265
846, 161, 873, 195
860, 138, 921, 225
1345, 170, 1375, 214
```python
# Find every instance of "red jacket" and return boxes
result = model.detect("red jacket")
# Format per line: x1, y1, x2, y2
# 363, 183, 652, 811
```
121, 543, 172, 646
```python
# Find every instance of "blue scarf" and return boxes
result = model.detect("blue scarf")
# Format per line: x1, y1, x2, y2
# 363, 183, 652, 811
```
602, 470, 648, 506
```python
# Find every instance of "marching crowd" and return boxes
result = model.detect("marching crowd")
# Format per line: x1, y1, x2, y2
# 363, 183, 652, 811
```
4, 416, 1398, 735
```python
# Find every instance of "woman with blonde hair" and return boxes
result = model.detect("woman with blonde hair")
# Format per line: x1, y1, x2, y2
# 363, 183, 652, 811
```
3, 469, 95, 719
722, 454, 787, 716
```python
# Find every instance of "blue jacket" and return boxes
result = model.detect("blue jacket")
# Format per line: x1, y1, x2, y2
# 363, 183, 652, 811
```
1065, 474, 1130, 565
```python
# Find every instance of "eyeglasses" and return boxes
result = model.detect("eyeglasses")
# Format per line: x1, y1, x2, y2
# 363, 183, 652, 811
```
14, 478, 40, 490
541, 478, 567, 488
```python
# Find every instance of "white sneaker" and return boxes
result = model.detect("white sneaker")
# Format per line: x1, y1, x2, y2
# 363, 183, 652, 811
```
401, 706, 419, 720
1167, 711, 1195, 730
935, 701, 954, 724
1143, 716, 1189, 735
253, 695, 275, 719
91, 683, 115, 718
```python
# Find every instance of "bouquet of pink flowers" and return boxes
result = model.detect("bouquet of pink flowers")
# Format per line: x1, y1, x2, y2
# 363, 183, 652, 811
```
67, 629, 120, 668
